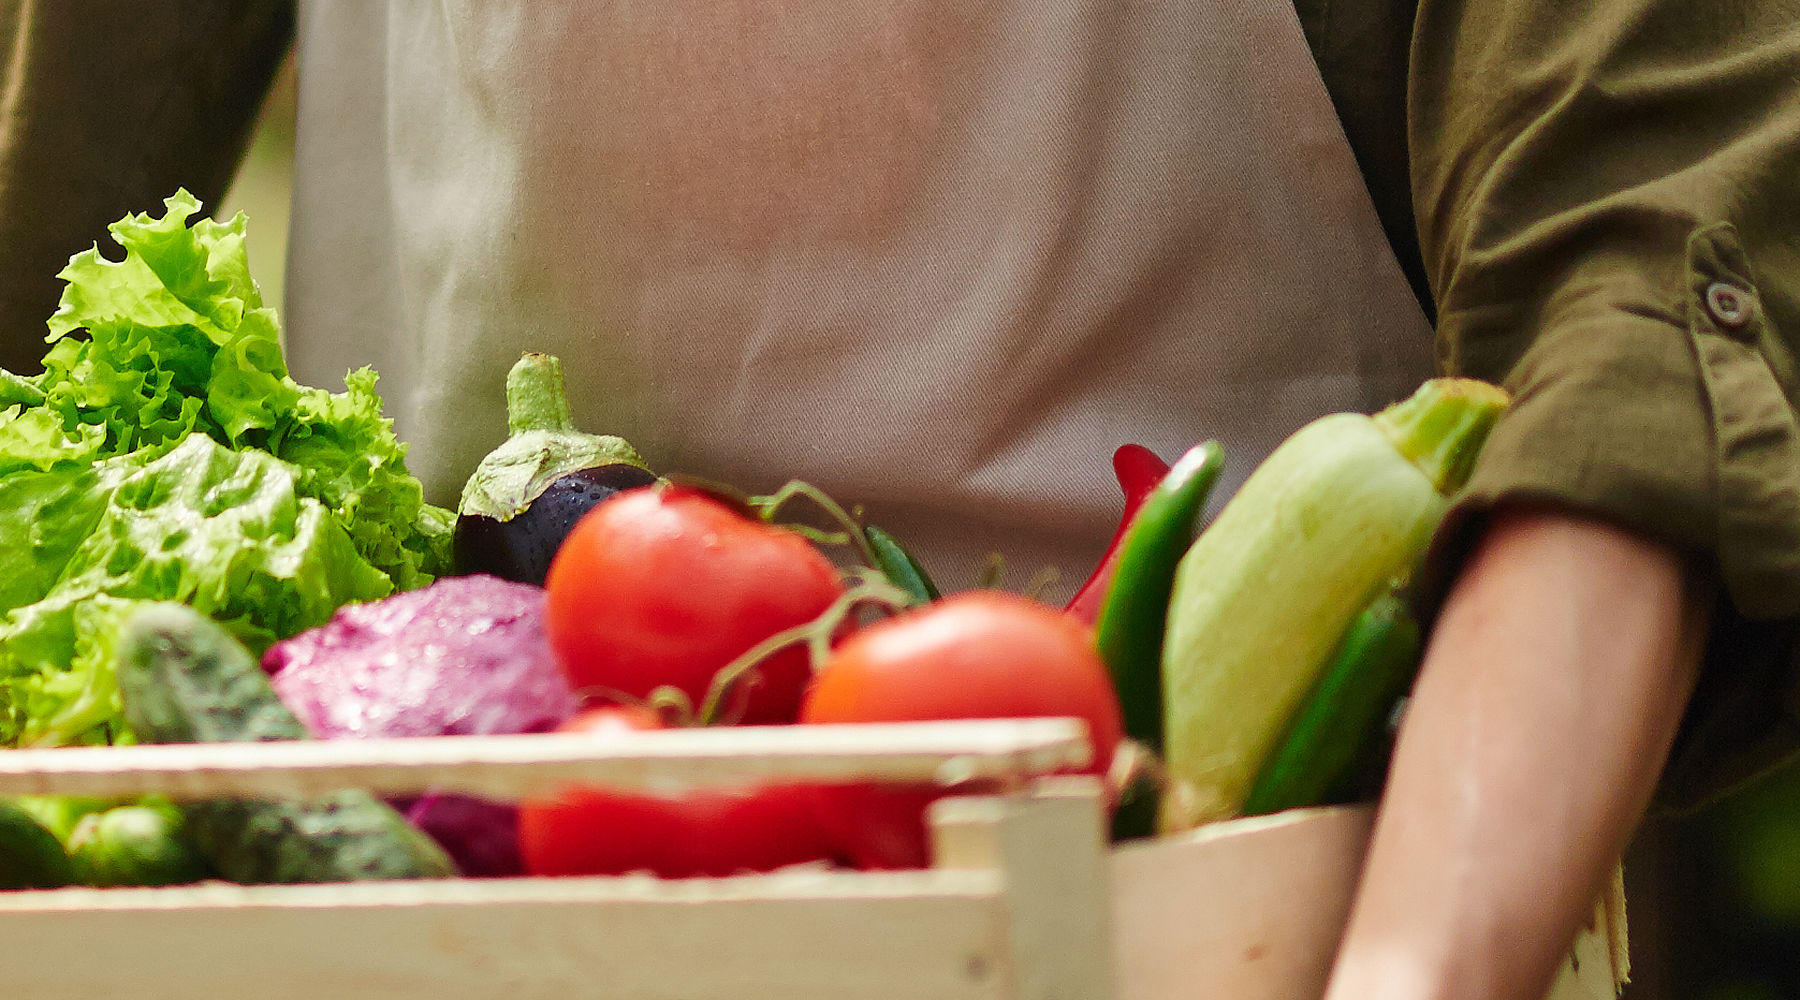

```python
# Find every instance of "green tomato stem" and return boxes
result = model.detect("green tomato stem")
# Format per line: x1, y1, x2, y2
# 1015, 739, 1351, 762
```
750, 480, 882, 568
696, 575, 913, 726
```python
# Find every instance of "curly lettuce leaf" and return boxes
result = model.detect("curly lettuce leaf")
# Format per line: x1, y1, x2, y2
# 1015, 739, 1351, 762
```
0, 462, 126, 611
0, 436, 396, 747
279, 369, 451, 591
45, 190, 290, 455
0, 406, 109, 475
13, 189, 448, 589
0, 593, 137, 748
0, 192, 452, 746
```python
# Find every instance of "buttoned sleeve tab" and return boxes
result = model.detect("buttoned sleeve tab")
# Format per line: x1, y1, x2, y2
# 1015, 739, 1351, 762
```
1442, 223, 1800, 622
1685, 224, 1800, 619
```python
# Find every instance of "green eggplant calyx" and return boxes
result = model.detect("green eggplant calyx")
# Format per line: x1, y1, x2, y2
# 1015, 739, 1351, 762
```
1371, 377, 1509, 496
458, 353, 651, 522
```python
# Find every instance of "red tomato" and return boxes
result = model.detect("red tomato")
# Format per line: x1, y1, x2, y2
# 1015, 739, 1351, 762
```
544, 485, 846, 723
799, 590, 1123, 868
517, 707, 838, 878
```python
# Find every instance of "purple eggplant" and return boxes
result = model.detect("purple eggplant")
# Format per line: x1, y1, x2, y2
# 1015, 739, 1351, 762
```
454, 353, 654, 584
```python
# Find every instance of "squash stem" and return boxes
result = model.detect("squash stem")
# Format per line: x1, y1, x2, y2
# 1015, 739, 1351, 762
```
1371, 378, 1509, 495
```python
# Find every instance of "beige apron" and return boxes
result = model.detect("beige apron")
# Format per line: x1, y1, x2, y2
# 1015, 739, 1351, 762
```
285, 0, 1433, 597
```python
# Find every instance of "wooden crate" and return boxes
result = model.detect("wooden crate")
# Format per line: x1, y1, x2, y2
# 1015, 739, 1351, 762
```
0, 719, 1625, 999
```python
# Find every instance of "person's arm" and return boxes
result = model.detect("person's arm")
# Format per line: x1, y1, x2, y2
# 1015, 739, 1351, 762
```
0, 0, 293, 373
1322, 0, 1800, 995
1323, 507, 1708, 999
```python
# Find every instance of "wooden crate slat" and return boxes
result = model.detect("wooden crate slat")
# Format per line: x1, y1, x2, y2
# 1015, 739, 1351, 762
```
932, 778, 1114, 1000
0, 718, 1092, 800
0, 867, 998, 913
0, 869, 1009, 1000
0, 732, 1627, 1000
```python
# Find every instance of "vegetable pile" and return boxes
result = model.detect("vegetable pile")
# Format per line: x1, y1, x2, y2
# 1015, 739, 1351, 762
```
0, 195, 1510, 891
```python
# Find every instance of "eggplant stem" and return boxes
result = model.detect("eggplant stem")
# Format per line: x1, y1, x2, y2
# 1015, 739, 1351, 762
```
504, 353, 577, 435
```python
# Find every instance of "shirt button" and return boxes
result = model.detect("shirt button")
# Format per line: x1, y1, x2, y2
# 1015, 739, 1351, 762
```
1705, 282, 1756, 330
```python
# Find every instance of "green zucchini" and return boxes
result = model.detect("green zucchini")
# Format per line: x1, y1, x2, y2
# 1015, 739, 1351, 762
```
116, 603, 457, 884
1159, 379, 1506, 830
1241, 588, 1422, 816
0, 797, 76, 889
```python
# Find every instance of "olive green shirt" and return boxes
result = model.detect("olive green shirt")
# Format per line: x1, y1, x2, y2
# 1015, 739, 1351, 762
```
1, 0, 1797, 808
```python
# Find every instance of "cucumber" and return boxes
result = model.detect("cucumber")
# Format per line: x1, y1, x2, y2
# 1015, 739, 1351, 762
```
8, 795, 116, 843
0, 797, 77, 889
115, 602, 458, 884
67, 800, 214, 887
1241, 589, 1423, 816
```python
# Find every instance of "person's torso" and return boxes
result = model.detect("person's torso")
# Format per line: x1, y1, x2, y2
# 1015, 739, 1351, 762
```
285, 0, 1432, 594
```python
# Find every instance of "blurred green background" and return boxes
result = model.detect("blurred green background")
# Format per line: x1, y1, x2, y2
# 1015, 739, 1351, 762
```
1626, 760, 1800, 998
219, 52, 1798, 1000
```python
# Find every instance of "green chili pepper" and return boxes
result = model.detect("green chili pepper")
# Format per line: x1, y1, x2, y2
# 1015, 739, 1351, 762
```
1094, 442, 1225, 754
1241, 587, 1423, 817
864, 524, 941, 605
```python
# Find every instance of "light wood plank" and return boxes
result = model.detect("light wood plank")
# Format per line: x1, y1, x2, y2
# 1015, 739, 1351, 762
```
0, 869, 1009, 1000
0, 719, 1091, 800
933, 777, 1115, 1000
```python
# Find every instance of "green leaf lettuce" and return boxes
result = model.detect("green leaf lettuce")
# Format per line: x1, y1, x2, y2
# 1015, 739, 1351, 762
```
0, 191, 449, 746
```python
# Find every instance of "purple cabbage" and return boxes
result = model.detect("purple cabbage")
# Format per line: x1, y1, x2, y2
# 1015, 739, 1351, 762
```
264, 575, 579, 875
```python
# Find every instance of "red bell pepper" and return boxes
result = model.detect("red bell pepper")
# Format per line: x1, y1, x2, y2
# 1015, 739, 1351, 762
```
1064, 444, 1170, 624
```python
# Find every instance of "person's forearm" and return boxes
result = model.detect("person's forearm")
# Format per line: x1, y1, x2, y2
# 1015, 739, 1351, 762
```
1322, 507, 1708, 1000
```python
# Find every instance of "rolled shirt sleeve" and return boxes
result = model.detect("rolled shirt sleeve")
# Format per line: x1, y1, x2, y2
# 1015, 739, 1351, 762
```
1410, 0, 1800, 806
